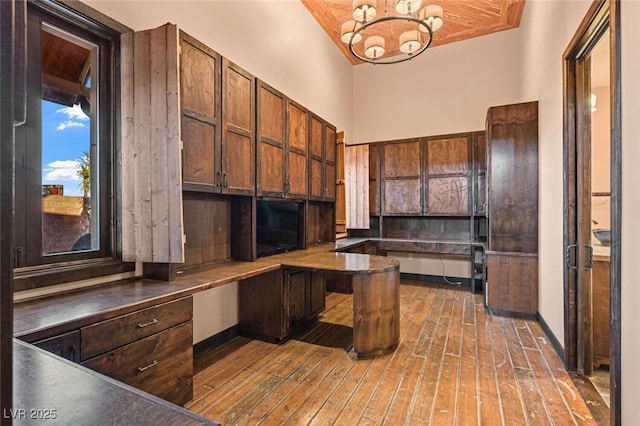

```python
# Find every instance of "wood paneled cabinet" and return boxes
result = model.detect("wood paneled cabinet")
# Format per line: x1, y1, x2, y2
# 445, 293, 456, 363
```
256, 81, 308, 199
180, 33, 255, 196
381, 135, 471, 216
239, 268, 325, 342
382, 140, 423, 215
81, 297, 194, 406
486, 101, 539, 315
425, 135, 470, 215
309, 114, 337, 201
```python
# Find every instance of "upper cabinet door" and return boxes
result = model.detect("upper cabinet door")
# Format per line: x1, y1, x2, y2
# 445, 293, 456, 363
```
287, 99, 308, 199
308, 114, 324, 200
222, 58, 255, 195
256, 80, 286, 198
382, 140, 423, 215
180, 32, 221, 192
324, 124, 337, 201
425, 135, 471, 215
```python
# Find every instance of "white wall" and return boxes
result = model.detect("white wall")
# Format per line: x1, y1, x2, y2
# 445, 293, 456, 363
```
517, 0, 592, 350
620, 1, 640, 422
351, 28, 523, 144
84, 0, 353, 138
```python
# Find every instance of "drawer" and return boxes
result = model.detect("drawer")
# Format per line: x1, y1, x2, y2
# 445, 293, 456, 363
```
81, 296, 192, 360
82, 321, 193, 405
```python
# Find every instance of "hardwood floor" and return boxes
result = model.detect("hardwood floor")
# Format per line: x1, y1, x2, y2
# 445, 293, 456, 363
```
186, 280, 598, 425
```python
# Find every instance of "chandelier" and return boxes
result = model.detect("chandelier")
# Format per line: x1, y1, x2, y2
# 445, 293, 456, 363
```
340, 0, 444, 64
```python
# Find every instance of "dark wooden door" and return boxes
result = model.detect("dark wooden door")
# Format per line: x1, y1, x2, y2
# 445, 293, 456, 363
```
382, 140, 423, 215
309, 114, 324, 200
426, 135, 470, 215
256, 80, 286, 198
487, 103, 538, 254
285, 269, 307, 331
180, 33, 221, 193
287, 100, 308, 199
308, 272, 326, 317
222, 58, 255, 195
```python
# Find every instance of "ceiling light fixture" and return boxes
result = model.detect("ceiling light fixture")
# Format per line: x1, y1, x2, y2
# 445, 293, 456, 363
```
341, 0, 444, 64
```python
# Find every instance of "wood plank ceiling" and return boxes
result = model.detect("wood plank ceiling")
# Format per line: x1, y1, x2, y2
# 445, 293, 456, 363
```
300, 0, 526, 65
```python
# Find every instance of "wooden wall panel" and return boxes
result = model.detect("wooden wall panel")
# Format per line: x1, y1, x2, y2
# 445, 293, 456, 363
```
182, 193, 231, 267
121, 24, 184, 263
345, 144, 370, 229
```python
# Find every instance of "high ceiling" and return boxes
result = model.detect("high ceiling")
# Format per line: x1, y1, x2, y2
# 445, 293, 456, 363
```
300, 0, 526, 65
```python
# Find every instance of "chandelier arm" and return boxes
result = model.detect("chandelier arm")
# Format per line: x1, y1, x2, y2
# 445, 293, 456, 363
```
349, 15, 434, 65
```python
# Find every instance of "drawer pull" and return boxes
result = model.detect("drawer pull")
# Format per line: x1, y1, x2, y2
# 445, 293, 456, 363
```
137, 318, 159, 328
137, 360, 158, 372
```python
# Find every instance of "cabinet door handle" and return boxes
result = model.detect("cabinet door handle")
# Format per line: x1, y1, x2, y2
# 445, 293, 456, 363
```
565, 244, 577, 270
137, 318, 159, 328
223, 172, 229, 188
137, 360, 159, 372
216, 171, 222, 187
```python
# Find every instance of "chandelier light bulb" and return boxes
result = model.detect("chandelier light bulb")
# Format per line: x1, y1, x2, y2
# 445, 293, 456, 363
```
341, 20, 363, 44
419, 5, 444, 32
353, 0, 377, 23
399, 30, 422, 54
364, 35, 385, 59
395, 0, 423, 16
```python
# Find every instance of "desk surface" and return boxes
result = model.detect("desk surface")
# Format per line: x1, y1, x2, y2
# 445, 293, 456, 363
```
13, 339, 216, 426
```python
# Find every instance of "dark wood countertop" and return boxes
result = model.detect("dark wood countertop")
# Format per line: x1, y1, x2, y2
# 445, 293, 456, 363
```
14, 239, 476, 340
13, 339, 217, 425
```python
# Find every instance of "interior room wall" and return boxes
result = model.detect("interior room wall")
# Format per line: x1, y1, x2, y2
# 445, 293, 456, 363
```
83, 0, 353, 138
516, 0, 591, 348
350, 27, 523, 144
620, 1, 640, 421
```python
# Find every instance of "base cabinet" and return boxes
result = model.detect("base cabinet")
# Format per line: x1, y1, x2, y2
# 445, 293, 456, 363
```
486, 252, 538, 315
240, 268, 325, 342
80, 296, 194, 406
33, 330, 80, 363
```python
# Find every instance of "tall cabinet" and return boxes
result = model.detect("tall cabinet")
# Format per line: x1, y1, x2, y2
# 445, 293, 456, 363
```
486, 101, 539, 316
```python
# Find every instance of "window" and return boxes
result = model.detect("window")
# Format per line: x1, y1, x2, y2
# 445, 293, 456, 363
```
13, 1, 132, 289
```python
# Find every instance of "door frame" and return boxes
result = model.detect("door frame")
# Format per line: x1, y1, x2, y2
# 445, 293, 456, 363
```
563, 0, 621, 424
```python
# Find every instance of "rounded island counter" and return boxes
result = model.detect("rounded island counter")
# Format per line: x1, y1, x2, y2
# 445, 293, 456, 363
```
281, 252, 400, 359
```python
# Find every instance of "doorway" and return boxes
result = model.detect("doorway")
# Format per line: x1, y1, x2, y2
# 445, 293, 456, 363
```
563, 0, 621, 425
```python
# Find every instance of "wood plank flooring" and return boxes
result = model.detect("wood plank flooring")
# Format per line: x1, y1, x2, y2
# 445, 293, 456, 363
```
186, 280, 599, 425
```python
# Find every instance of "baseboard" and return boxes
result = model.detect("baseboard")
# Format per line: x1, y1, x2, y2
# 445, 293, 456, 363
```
400, 272, 470, 287
537, 312, 565, 361
193, 324, 241, 357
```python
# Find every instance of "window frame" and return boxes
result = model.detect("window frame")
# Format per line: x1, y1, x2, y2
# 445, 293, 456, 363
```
13, 0, 133, 291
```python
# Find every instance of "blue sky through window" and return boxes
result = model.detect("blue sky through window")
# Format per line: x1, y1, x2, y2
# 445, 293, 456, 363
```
42, 99, 90, 196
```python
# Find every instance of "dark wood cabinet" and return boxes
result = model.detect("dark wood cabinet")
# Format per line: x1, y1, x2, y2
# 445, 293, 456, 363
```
239, 268, 325, 342
309, 114, 336, 201
486, 101, 538, 315
180, 31, 221, 193
80, 297, 194, 406
425, 135, 470, 215
473, 131, 487, 216
382, 140, 423, 215
221, 58, 255, 195
33, 330, 80, 363
256, 81, 309, 200
369, 143, 381, 216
